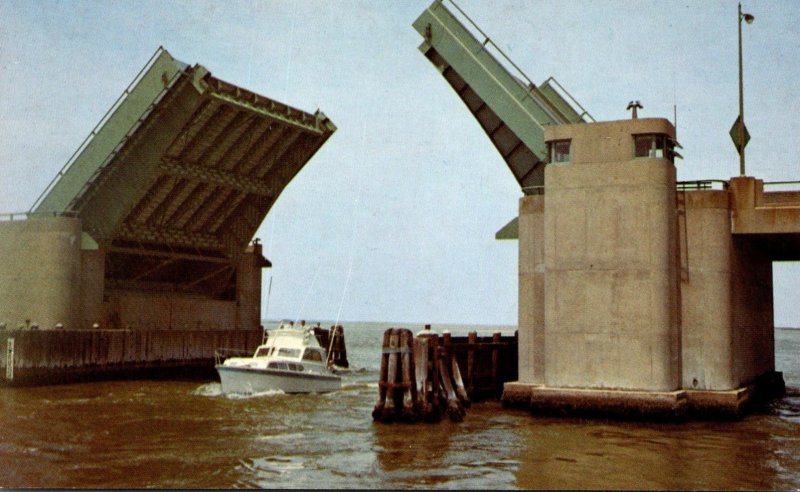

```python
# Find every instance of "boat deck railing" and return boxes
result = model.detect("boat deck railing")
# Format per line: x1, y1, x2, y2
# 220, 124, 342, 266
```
214, 347, 252, 366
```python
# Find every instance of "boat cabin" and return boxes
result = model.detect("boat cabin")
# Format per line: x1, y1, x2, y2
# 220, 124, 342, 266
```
253, 345, 326, 362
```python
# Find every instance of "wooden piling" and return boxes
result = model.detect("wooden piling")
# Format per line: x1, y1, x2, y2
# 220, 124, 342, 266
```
414, 335, 431, 418
399, 329, 416, 421
371, 329, 392, 421
451, 351, 470, 407
466, 330, 476, 395
428, 333, 440, 418
437, 351, 464, 422
331, 325, 349, 368
373, 326, 520, 424
315, 325, 349, 369
491, 331, 501, 388
381, 329, 401, 422
0, 328, 264, 386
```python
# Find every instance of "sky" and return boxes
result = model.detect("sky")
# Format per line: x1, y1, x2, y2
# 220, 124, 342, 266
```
1, 0, 798, 326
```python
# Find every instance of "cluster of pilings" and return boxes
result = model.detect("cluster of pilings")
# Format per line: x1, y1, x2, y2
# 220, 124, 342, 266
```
313, 325, 349, 369
373, 327, 472, 423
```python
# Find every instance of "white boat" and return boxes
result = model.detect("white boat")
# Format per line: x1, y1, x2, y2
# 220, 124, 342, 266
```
215, 322, 341, 395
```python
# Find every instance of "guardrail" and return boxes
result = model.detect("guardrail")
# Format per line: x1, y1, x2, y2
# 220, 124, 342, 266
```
441, 0, 594, 123
27, 47, 184, 214
0, 210, 79, 222
525, 179, 800, 194
676, 180, 729, 191
763, 180, 800, 191
214, 347, 251, 366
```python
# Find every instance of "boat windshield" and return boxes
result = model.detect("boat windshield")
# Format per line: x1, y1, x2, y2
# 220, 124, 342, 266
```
278, 348, 301, 359
254, 347, 271, 358
302, 349, 323, 362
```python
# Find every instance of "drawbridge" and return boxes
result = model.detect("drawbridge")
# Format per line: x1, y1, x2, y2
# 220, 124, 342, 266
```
0, 47, 336, 384
30, 47, 336, 299
413, 0, 592, 194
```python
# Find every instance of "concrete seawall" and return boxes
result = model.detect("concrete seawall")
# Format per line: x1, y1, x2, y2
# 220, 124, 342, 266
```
1, 328, 262, 386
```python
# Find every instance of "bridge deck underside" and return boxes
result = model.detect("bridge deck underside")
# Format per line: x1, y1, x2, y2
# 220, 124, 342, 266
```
730, 181, 800, 261
735, 233, 800, 261
423, 49, 545, 190
32, 50, 335, 298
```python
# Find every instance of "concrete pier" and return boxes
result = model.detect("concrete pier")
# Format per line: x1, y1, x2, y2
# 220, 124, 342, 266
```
503, 118, 794, 419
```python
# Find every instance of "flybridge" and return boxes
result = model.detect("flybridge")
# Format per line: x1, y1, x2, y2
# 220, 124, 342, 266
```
413, 0, 592, 193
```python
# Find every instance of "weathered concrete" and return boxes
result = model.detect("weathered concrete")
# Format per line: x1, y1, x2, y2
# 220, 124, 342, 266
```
0, 216, 267, 385
527, 387, 688, 420
730, 177, 800, 234
0, 216, 266, 333
503, 376, 784, 419
679, 190, 737, 390
0, 217, 83, 330
505, 117, 791, 419
518, 196, 545, 385
543, 119, 680, 392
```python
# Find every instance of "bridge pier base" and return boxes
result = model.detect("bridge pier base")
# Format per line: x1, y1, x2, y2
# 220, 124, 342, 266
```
504, 370, 785, 420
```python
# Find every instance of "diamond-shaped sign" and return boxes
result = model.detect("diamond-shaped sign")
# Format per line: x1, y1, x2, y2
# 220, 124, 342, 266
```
729, 115, 750, 154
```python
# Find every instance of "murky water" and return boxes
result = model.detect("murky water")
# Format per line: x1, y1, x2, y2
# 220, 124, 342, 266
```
1, 324, 799, 489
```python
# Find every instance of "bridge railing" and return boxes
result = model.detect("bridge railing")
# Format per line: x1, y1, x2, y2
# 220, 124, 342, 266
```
763, 180, 800, 191
437, 0, 594, 124
676, 180, 729, 191
524, 180, 800, 194
27, 47, 169, 214
0, 210, 79, 222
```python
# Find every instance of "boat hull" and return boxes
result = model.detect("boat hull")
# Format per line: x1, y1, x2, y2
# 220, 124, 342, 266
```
216, 366, 341, 394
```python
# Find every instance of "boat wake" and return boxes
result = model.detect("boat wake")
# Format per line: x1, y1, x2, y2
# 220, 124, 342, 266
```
192, 382, 223, 397
255, 432, 306, 442
226, 389, 286, 400
340, 381, 378, 390
191, 382, 285, 399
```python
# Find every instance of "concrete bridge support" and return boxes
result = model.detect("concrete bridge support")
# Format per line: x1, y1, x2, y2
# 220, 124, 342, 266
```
679, 190, 775, 394
0, 215, 268, 385
504, 118, 787, 418
0, 217, 83, 331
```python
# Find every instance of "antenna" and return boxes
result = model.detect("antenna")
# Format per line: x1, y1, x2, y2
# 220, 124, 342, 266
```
674, 104, 678, 131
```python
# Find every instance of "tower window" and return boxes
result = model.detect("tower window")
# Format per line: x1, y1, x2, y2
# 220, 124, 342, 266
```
549, 140, 571, 163
634, 134, 666, 158
634, 133, 681, 162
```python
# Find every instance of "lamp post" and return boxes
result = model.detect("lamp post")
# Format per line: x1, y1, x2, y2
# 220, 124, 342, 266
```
737, 3, 754, 176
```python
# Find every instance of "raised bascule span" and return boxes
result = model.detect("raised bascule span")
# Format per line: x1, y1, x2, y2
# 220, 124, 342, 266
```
413, 0, 592, 194
32, 47, 335, 273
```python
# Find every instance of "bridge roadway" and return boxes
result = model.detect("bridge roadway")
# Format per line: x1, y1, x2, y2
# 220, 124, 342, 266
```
728, 177, 800, 260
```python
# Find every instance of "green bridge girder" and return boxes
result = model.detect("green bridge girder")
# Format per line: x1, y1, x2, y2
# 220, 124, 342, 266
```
413, 0, 591, 193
